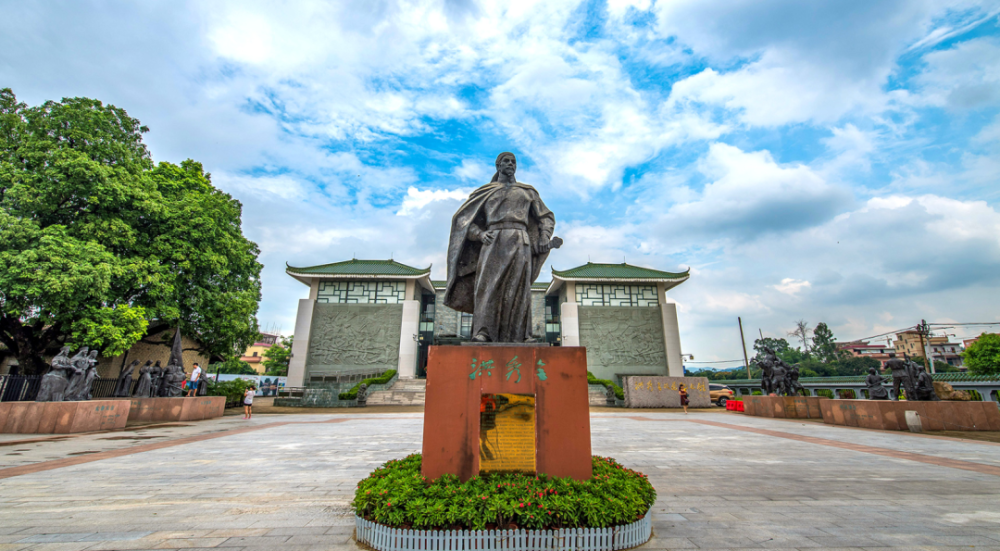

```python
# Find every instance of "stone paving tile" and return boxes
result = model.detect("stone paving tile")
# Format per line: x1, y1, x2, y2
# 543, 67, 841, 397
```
4, 412, 1000, 551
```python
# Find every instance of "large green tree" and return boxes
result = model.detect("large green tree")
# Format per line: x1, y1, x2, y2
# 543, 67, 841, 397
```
962, 333, 1000, 376
810, 322, 842, 363
0, 89, 262, 374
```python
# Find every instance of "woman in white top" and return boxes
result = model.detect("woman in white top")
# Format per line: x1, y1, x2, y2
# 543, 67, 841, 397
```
243, 385, 255, 419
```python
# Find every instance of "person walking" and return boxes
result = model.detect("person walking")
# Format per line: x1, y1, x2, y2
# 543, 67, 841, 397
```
186, 363, 202, 397
679, 384, 689, 414
243, 385, 256, 419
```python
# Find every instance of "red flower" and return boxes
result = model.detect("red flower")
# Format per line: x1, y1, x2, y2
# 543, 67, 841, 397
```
519, 503, 524, 508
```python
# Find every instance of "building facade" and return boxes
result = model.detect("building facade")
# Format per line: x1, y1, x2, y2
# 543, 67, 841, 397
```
285, 259, 689, 387
893, 330, 964, 368
836, 341, 897, 367
240, 332, 280, 374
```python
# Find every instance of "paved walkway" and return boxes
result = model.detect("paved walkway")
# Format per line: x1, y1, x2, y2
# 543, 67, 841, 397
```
2, 410, 1000, 550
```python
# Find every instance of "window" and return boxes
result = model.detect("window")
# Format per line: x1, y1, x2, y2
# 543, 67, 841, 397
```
252, 352, 258, 357
460, 313, 473, 339
419, 292, 436, 333
575, 284, 659, 306
316, 281, 407, 304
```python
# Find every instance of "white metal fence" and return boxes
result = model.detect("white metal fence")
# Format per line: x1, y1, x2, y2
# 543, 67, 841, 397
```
355, 515, 652, 551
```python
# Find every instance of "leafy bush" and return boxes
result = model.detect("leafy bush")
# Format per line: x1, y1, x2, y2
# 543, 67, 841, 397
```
352, 455, 655, 531
209, 358, 257, 375
961, 333, 1000, 376
587, 372, 623, 400
815, 389, 834, 399
339, 370, 397, 400
206, 377, 254, 406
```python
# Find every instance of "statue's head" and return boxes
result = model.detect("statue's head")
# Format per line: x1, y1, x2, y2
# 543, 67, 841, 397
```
491, 152, 517, 182
88, 350, 98, 359
868, 367, 877, 375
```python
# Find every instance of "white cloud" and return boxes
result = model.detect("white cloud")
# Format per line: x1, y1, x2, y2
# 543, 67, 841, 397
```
658, 143, 852, 239
396, 187, 472, 217
773, 278, 812, 296
914, 37, 1000, 109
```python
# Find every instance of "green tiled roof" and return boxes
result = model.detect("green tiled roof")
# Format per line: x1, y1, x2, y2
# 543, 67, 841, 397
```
286, 259, 430, 276
552, 262, 689, 280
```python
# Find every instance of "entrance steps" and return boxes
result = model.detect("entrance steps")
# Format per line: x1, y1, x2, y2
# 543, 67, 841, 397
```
365, 378, 426, 406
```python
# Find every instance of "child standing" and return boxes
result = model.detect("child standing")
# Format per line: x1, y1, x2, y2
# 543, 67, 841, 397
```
679, 384, 689, 415
243, 385, 255, 419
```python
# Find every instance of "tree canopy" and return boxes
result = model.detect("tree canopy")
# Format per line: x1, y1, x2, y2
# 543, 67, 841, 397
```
262, 335, 292, 376
0, 89, 262, 374
962, 333, 1000, 376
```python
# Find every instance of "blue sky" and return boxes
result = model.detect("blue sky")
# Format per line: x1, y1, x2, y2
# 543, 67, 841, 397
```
3, 0, 1000, 365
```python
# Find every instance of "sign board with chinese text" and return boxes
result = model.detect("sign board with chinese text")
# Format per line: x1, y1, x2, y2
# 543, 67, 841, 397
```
622, 376, 711, 408
422, 345, 591, 481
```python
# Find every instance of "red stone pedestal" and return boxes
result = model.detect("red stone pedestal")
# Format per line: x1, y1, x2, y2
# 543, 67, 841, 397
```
820, 399, 1000, 431
127, 396, 226, 424
421, 345, 592, 481
0, 400, 130, 434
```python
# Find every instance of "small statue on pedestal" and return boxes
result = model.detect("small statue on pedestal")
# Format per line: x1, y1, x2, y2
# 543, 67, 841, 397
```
115, 360, 139, 397
913, 365, 940, 401
605, 385, 617, 405
133, 361, 153, 397
356, 383, 368, 407
35, 347, 74, 402
864, 367, 889, 400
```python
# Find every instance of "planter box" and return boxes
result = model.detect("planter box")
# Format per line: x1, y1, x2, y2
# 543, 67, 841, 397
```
127, 396, 226, 424
355, 515, 651, 551
0, 400, 129, 434
820, 399, 1000, 431
743, 396, 826, 419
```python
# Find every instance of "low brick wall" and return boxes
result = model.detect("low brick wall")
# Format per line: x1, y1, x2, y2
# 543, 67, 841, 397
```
127, 396, 225, 424
743, 396, 826, 419
820, 399, 1000, 431
0, 400, 129, 434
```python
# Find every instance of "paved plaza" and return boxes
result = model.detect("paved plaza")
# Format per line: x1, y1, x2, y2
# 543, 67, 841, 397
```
2, 410, 1000, 551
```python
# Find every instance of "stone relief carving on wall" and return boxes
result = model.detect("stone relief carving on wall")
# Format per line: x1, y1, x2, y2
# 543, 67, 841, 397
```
307, 305, 402, 370
579, 307, 666, 367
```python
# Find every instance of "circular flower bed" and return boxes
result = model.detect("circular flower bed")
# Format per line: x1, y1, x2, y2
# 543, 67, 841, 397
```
352, 454, 655, 531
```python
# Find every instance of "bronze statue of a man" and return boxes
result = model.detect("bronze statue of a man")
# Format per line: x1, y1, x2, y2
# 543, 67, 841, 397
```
444, 152, 562, 342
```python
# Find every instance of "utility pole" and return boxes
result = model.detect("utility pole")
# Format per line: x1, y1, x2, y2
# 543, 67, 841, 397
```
738, 317, 750, 379
919, 319, 935, 374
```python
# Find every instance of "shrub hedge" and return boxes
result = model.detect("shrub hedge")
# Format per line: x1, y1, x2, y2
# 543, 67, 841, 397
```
352, 454, 655, 531
339, 370, 397, 400
587, 372, 624, 400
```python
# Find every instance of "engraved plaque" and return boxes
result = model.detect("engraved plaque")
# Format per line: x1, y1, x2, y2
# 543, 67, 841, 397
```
479, 393, 535, 474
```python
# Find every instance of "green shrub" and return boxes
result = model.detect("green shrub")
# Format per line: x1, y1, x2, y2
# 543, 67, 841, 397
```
206, 377, 254, 406
352, 454, 655, 531
587, 371, 623, 400
815, 389, 834, 399
339, 370, 397, 400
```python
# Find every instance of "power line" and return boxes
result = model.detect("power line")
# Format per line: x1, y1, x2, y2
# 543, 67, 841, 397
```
685, 359, 746, 364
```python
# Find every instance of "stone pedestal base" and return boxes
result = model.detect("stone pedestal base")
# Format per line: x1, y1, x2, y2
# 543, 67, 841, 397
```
820, 399, 1000, 431
743, 396, 826, 419
127, 396, 226, 424
0, 400, 130, 434
421, 345, 592, 482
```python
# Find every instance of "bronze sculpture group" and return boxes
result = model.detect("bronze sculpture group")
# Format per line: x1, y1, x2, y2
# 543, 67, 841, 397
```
753, 346, 805, 397
35, 328, 202, 402
867, 356, 939, 401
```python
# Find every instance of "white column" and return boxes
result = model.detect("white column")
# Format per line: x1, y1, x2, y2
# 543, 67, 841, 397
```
287, 298, 315, 387
308, 279, 319, 300
659, 283, 684, 377
397, 300, 420, 378
560, 282, 580, 346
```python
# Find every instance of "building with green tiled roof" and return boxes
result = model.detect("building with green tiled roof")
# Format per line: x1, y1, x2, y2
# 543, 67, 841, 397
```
285, 258, 690, 388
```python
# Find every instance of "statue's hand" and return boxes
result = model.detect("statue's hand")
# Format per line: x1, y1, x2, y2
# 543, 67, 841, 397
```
481, 230, 498, 245
550, 236, 563, 249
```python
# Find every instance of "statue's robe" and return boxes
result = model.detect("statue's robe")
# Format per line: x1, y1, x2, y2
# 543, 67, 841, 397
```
444, 181, 555, 342
133, 369, 152, 398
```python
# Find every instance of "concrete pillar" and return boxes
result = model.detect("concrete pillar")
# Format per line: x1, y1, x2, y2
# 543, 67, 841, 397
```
560, 302, 580, 346
405, 279, 416, 301
287, 298, 315, 388
308, 279, 319, 300
659, 287, 684, 377
397, 300, 420, 379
